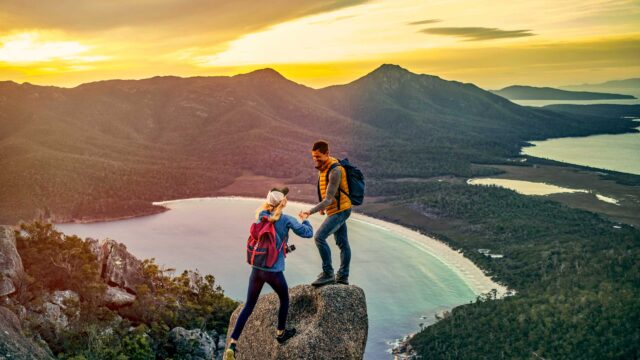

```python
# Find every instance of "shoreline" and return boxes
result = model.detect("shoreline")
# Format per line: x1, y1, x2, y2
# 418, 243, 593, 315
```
60, 195, 511, 298
349, 212, 510, 298
155, 196, 511, 298
54, 206, 170, 224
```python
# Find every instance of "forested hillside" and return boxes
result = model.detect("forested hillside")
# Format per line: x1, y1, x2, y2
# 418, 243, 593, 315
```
1, 65, 636, 223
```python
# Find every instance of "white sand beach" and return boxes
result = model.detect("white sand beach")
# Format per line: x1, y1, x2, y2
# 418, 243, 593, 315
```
349, 212, 510, 298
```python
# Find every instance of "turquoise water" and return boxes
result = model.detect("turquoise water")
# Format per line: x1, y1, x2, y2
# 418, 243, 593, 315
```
57, 197, 478, 359
522, 122, 640, 176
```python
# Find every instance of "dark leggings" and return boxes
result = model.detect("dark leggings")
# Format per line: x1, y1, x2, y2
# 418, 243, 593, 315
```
230, 267, 289, 340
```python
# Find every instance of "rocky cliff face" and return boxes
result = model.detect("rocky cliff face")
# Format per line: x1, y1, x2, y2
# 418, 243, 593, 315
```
0, 306, 54, 359
87, 238, 145, 294
0, 226, 54, 359
0, 224, 230, 359
0, 226, 24, 297
225, 284, 368, 360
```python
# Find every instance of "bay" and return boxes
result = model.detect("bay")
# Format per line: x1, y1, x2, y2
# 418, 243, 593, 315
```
57, 197, 484, 359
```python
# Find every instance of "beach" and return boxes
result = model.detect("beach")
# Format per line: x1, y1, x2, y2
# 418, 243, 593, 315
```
349, 212, 510, 298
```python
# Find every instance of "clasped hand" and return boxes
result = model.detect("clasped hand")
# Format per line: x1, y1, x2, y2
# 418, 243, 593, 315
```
298, 211, 310, 220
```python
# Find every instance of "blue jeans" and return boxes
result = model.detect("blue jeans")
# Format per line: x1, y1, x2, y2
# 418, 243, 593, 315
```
314, 208, 351, 277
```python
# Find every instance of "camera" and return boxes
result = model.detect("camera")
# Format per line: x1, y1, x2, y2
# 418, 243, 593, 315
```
285, 244, 296, 254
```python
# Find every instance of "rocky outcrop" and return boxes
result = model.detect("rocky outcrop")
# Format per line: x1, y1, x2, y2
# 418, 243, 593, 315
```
49, 290, 79, 309
166, 327, 225, 360
225, 284, 368, 360
0, 306, 54, 359
1, 228, 229, 360
87, 238, 145, 294
0, 226, 24, 297
30, 290, 80, 335
392, 333, 418, 360
0, 226, 53, 359
104, 286, 136, 308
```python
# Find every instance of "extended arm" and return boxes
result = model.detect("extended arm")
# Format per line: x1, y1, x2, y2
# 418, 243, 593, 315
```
309, 168, 341, 215
287, 217, 314, 238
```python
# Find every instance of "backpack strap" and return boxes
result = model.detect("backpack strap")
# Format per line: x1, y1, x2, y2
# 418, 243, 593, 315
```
316, 177, 322, 202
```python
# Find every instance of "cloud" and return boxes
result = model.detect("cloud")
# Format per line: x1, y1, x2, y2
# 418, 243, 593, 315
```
407, 19, 442, 25
0, 0, 375, 74
310, 14, 358, 25
420, 27, 535, 41
0, 1, 371, 34
387, 34, 640, 87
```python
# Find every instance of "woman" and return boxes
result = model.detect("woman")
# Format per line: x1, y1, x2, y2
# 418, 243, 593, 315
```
225, 187, 313, 360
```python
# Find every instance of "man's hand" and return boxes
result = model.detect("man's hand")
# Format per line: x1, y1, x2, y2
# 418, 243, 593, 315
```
298, 211, 310, 221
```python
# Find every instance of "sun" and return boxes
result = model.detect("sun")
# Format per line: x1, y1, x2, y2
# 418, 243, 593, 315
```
0, 32, 106, 65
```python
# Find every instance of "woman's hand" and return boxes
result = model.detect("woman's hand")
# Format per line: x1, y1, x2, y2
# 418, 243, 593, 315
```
298, 211, 310, 221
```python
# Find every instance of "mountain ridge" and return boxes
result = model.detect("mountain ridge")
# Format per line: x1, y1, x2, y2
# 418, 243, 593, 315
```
492, 85, 636, 100
1, 64, 637, 223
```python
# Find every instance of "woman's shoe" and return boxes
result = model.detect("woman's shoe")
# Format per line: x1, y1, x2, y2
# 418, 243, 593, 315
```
224, 344, 237, 360
276, 328, 297, 344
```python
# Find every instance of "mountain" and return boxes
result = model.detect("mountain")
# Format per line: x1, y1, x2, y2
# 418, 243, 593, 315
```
561, 77, 640, 90
0, 70, 348, 223
560, 78, 640, 98
317, 64, 636, 176
0, 64, 637, 223
491, 85, 635, 100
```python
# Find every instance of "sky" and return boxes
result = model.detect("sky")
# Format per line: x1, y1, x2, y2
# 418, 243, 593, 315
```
0, 0, 638, 89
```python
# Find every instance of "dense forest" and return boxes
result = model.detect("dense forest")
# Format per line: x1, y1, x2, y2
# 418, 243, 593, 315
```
365, 181, 640, 359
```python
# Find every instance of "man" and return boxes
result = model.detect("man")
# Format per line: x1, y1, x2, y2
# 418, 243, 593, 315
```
300, 140, 352, 286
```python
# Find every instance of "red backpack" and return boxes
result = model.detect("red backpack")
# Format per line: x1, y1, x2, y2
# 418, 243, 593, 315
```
246, 216, 286, 268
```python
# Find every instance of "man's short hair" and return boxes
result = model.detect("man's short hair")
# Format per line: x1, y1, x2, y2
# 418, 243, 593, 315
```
312, 140, 329, 154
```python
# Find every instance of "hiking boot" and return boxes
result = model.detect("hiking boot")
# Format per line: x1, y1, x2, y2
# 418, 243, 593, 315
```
224, 344, 237, 360
336, 274, 349, 285
312, 272, 335, 287
276, 328, 297, 344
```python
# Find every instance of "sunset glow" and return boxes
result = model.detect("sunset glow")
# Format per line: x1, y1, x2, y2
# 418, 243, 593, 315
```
0, 0, 638, 88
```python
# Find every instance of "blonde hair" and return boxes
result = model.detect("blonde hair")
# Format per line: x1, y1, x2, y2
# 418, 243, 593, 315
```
255, 198, 286, 223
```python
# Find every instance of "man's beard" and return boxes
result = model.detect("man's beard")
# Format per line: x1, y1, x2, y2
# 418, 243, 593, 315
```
314, 159, 328, 170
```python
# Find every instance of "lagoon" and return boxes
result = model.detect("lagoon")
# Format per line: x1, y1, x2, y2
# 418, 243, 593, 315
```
56, 197, 502, 359
522, 121, 640, 176
467, 178, 620, 205
467, 178, 588, 196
